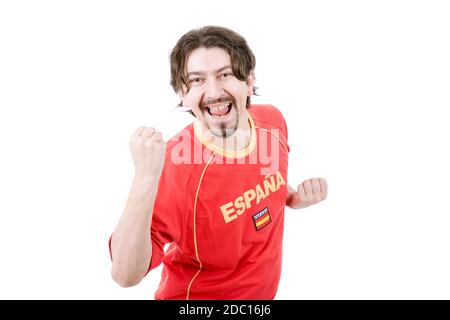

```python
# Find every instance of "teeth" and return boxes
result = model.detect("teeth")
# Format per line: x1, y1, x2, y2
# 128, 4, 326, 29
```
209, 103, 230, 113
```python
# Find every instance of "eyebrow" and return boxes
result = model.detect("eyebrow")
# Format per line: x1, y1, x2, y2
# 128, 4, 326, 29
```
187, 65, 232, 77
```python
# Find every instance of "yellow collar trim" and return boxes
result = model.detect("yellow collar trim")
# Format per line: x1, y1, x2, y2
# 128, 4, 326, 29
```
193, 112, 256, 159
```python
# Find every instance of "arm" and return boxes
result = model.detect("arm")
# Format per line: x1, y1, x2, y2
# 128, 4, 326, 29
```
110, 176, 158, 287
286, 178, 327, 209
110, 127, 166, 287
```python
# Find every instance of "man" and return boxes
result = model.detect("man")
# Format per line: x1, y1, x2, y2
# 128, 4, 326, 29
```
109, 26, 327, 299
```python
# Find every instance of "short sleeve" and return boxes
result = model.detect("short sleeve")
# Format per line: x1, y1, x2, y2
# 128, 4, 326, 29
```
267, 104, 290, 153
247, 104, 291, 154
147, 147, 184, 272
280, 111, 290, 153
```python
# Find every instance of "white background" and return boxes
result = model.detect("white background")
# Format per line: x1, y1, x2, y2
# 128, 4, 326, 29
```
0, 0, 449, 299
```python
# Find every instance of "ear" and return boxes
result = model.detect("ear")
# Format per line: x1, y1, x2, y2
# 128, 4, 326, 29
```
246, 71, 255, 96
178, 86, 188, 105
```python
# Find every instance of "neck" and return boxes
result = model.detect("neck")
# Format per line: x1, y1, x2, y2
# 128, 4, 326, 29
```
209, 113, 251, 151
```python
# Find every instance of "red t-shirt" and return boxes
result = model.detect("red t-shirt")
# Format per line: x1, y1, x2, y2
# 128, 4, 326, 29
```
112, 104, 290, 299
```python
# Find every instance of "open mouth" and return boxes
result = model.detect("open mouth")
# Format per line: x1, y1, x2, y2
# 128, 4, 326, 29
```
206, 102, 233, 118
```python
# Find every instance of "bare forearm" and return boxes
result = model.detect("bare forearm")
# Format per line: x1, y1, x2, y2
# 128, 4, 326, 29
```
111, 176, 158, 287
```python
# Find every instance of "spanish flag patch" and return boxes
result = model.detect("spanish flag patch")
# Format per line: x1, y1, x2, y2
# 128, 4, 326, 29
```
252, 207, 271, 231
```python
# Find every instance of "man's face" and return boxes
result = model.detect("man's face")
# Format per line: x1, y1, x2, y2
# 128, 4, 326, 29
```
181, 47, 254, 138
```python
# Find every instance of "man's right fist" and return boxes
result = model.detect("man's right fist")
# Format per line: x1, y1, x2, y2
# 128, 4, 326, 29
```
129, 127, 166, 180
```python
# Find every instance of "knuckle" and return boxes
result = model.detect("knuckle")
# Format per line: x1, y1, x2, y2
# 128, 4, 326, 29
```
131, 137, 141, 145
137, 137, 146, 144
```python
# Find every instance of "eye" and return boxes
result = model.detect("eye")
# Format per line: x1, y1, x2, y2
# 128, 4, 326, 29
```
189, 77, 204, 85
220, 72, 233, 79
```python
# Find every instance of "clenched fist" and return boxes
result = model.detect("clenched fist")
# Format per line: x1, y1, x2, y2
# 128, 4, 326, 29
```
129, 127, 166, 181
286, 178, 327, 209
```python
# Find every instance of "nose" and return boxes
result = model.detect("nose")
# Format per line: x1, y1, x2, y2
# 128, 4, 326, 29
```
205, 78, 224, 101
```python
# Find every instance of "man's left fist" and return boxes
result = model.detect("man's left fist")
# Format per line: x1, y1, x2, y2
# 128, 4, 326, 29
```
286, 178, 327, 209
